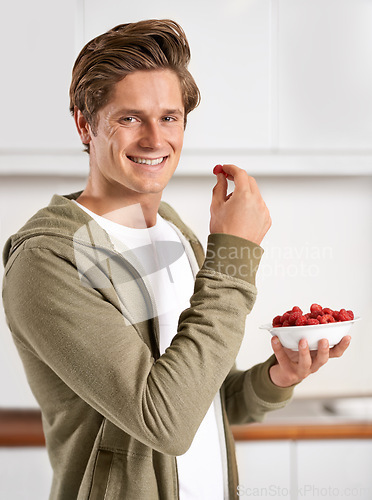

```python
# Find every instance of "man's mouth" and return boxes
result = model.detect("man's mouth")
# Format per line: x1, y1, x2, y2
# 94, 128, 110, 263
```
127, 156, 167, 166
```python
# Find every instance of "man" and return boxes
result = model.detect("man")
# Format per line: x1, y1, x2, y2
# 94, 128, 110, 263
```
2, 19, 350, 499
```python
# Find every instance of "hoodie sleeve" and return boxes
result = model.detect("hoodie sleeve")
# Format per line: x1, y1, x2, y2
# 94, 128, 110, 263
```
222, 358, 295, 425
3, 233, 264, 456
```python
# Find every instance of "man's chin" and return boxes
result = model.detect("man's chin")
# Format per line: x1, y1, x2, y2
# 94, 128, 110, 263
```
137, 171, 176, 193
132, 179, 168, 196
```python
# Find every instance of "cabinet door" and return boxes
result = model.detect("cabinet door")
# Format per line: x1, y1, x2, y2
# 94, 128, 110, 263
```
277, 0, 372, 150
0, 448, 52, 499
0, 0, 81, 150
235, 440, 292, 499
296, 440, 372, 500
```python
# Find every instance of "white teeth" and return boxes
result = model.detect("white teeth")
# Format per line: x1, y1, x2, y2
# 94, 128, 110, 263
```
129, 156, 165, 165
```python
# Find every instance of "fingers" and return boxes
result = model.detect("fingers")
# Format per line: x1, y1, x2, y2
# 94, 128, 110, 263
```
296, 339, 313, 378
270, 337, 320, 386
302, 336, 350, 373
271, 336, 292, 370
210, 163, 271, 243
211, 173, 228, 205
270, 335, 351, 388
216, 164, 257, 192
270, 336, 301, 387
309, 339, 330, 373
329, 335, 351, 358
269, 337, 293, 387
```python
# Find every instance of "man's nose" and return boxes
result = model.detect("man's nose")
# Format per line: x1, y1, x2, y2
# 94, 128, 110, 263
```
138, 122, 164, 149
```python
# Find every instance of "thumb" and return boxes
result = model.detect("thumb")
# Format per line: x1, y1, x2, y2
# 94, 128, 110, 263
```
212, 173, 228, 203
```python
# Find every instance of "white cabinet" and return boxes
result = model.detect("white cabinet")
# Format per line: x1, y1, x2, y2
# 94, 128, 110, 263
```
0, 0, 81, 151
84, 0, 372, 154
235, 440, 292, 499
0, 448, 52, 499
83, 0, 372, 175
277, 0, 372, 150
0, 0, 371, 174
235, 439, 372, 500
296, 440, 372, 500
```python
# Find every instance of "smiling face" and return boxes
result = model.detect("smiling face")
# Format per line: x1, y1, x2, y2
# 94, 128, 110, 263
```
78, 69, 185, 209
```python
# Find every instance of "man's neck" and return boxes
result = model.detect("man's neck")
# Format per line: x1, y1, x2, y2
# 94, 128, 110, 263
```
75, 190, 161, 229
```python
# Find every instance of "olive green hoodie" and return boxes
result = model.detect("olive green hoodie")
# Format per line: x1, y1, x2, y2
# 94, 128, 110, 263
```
2, 191, 293, 499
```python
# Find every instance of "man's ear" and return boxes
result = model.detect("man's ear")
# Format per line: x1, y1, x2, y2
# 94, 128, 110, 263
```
74, 107, 92, 145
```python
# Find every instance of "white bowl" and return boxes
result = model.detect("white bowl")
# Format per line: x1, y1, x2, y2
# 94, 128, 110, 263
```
260, 317, 360, 351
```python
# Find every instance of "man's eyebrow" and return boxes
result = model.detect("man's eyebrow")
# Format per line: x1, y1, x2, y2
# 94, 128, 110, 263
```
115, 108, 184, 116
115, 109, 142, 115
163, 109, 184, 116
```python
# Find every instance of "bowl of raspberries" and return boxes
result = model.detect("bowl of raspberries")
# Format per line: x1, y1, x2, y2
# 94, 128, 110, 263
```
260, 304, 360, 350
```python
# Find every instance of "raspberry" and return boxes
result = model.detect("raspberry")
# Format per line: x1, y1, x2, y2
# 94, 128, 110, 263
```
347, 310, 354, 320
213, 164, 228, 177
272, 315, 282, 327
319, 314, 335, 324
295, 315, 307, 326
288, 311, 302, 325
306, 318, 320, 325
338, 309, 352, 322
271, 304, 354, 328
310, 303, 322, 314
291, 306, 303, 315
280, 312, 290, 323
311, 310, 323, 319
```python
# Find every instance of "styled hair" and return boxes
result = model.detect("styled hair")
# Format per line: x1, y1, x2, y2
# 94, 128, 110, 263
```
69, 19, 201, 153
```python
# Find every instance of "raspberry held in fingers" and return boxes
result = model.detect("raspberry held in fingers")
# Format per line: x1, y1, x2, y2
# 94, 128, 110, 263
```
213, 165, 228, 177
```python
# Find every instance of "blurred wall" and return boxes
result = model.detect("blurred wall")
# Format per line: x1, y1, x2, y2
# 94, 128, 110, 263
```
1, 173, 371, 405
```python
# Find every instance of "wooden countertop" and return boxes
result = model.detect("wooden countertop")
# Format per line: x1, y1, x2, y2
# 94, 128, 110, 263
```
231, 421, 372, 441
1, 409, 372, 446
0, 409, 44, 447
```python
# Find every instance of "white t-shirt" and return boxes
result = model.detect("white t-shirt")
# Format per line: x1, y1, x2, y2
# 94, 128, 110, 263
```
73, 201, 227, 499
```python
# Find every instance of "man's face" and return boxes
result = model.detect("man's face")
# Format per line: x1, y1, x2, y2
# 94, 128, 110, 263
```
86, 69, 185, 202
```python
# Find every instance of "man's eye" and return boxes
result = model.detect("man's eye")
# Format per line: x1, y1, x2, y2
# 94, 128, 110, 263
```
121, 117, 136, 123
163, 116, 175, 122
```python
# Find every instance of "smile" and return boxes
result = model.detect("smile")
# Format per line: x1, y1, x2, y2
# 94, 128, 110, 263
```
128, 156, 167, 166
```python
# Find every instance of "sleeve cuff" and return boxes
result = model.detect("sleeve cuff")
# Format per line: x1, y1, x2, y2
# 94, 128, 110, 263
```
202, 233, 264, 286
250, 355, 296, 403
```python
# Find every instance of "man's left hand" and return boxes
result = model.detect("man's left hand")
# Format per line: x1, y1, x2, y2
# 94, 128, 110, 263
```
269, 335, 351, 387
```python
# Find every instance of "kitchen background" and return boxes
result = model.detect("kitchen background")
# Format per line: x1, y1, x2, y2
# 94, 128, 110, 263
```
0, 0, 371, 498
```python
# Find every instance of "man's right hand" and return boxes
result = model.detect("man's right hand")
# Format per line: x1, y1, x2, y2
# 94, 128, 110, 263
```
209, 164, 271, 245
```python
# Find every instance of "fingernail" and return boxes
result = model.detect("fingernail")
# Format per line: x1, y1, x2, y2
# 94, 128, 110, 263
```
319, 338, 329, 348
299, 338, 307, 349
272, 336, 279, 345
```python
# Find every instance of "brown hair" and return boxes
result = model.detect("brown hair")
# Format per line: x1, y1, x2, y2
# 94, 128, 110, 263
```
69, 19, 201, 153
